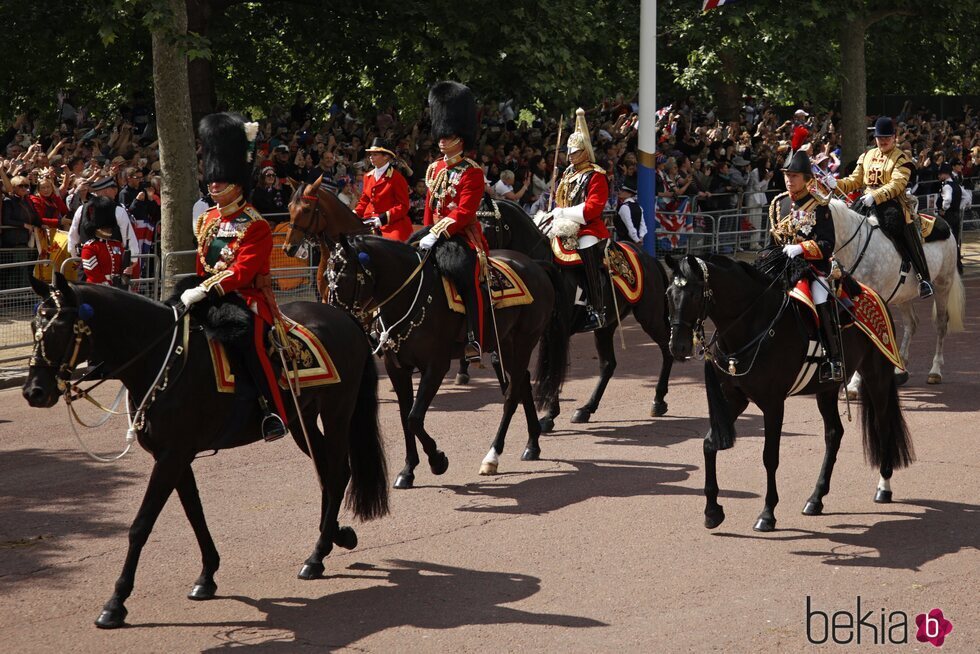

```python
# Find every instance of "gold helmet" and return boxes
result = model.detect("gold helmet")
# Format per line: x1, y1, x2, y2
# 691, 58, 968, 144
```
565, 107, 595, 163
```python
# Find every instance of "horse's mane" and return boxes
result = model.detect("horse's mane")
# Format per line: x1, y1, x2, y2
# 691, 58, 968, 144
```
75, 282, 170, 313
704, 254, 774, 288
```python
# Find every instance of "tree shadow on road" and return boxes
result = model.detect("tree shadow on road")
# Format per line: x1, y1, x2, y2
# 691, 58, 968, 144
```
140, 558, 606, 651
447, 458, 757, 516
713, 499, 979, 571
0, 447, 140, 590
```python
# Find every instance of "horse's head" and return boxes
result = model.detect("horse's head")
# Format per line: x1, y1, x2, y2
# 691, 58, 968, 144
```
664, 254, 711, 361
23, 273, 93, 407
284, 177, 326, 257
323, 235, 380, 320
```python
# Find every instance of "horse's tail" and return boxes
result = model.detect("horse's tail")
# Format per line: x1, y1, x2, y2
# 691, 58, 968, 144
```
704, 360, 736, 451
534, 262, 570, 411
859, 363, 914, 470
345, 355, 390, 520
937, 268, 966, 333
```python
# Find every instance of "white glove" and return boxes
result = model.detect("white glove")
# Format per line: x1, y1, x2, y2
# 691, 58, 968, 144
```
179, 286, 208, 307
364, 217, 382, 229
824, 175, 837, 189
782, 243, 804, 259
419, 232, 439, 250
861, 193, 875, 207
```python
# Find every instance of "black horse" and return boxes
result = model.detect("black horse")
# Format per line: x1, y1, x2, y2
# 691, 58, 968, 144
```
466, 199, 674, 429
664, 254, 914, 532
285, 184, 567, 487
22, 274, 389, 628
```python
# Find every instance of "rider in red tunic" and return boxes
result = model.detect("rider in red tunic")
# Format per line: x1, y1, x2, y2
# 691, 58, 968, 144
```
179, 112, 288, 441
355, 138, 413, 241
419, 81, 489, 362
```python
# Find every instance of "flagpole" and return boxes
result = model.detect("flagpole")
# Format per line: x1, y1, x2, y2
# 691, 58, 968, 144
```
638, 0, 657, 256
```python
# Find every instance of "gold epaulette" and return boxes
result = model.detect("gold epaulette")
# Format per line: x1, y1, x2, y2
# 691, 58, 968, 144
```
768, 191, 790, 231
194, 209, 218, 242
241, 205, 267, 224
425, 160, 440, 182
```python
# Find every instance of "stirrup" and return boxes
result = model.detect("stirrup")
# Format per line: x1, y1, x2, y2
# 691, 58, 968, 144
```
918, 279, 934, 299
579, 309, 604, 333
464, 341, 482, 363
819, 360, 844, 383
261, 412, 288, 442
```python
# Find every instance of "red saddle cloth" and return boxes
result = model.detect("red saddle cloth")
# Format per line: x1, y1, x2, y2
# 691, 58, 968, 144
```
788, 279, 904, 370
551, 238, 644, 304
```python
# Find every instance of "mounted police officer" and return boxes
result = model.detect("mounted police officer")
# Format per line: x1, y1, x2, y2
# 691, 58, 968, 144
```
827, 116, 933, 298
769, 150, 842, 383
419, 81, 490, 362
179, 112, 288, 442
548, 108, 610, 331
937, 163, 964, 274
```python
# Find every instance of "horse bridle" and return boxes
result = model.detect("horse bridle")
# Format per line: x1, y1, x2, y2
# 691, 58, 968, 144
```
30, 292, 92, 392
667, 257, 713, 353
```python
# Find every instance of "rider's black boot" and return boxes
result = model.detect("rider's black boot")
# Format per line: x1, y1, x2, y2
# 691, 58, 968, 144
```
578, 243, 607, 332
902, 222, 933, 298
817, 302, 844, 383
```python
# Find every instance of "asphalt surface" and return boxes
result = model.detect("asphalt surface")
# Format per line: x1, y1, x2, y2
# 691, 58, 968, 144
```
0, 279, 977, 653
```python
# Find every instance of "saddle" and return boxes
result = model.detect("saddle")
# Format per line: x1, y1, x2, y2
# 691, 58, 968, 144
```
441, 256, 534, 314
550, 238, 644, 304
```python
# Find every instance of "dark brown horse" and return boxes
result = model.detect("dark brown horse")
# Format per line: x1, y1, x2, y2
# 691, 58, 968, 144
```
22, 274, 389, 628
285, 182, 568, 487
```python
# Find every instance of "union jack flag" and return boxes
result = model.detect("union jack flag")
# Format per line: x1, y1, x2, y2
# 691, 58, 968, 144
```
656, 196, 694, 250
703, 0, 743, 10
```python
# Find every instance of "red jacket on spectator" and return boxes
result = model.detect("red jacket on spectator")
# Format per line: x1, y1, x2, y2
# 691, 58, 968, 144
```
30, 193, 69, 228
355, 165, 412, 241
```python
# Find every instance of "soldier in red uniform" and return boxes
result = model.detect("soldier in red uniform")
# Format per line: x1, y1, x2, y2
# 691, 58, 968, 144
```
546, 108, 610, 331
355, 138, 412, 241
179, 112, 288, 441
419, 81, 489, 362
79, 196, 127, 287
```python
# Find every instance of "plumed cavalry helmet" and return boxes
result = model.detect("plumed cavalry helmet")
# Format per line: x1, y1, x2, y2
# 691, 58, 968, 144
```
566, 108, 595, 163
781, 150, 812, 177
428, 81, 478, 150
199, 112, 257, 191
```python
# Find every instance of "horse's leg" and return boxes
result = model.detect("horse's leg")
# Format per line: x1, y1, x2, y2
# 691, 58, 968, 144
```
571, 326, 616, 423
927, 282, 950, 385
651, 342, 674, 417
455, 357, 471, 385
408, 361, 452, 479
753, 404, 785, 532
387, 362, 420, 490
803, 389, 845, 516
298, 411, 352, 580
895, 304, 916, 385
480, 359, 522, 476
520, 371, 543, 461
704, 392, 748, 529
177, 467, 220, 601
845, 370, 862, 401
95, 451, 191, 628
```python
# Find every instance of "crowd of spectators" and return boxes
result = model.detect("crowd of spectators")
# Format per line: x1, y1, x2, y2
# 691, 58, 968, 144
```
3, 89, 979, 292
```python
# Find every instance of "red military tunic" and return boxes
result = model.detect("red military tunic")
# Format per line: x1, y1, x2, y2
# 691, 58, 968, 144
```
194, 197, 276, 324
355, 165, 413, 241
555, 163, 610, 240
423, 156, 488, 251
80, 237, 125, 285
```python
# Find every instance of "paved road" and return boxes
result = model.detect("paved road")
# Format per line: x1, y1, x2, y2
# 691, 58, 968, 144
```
1, 280, 977, 652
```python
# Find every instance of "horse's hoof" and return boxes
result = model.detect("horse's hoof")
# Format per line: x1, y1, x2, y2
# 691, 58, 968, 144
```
479, 461, 498, 475
393, 473, 415, 490
95, 606, 127, 629
334, 526, 358, 550
802, 500, 823, 516
539, 417, 555, 433
704, 506, 725, 529
927, 373, 942, 385
570, 409, 592, 424
874, 489, 893, 504
455, 373, 470, 386
651, 401, 668, 417
187, 581, 217, 601
521, 446, 541, 461
297, 561, 325, 580
753, 517, 776, 532
895, 371, 910, 386
845, 388, 859, 401
429, 451, 449, 475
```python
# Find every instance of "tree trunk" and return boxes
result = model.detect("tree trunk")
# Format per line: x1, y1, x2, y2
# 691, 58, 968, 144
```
153, 0, 199, 297
186, 0, 216, 124
712, 50, 742, 123
839, 17, 868, 167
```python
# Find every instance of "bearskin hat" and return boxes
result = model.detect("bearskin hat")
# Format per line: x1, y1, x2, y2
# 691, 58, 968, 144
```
80, 196, 118, 242
429, 81, 478, 150
199, 112, 252, 191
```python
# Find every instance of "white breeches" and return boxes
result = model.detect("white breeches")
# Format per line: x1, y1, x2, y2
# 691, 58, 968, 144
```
812, 274, 829, 304
578, 234, 599, 249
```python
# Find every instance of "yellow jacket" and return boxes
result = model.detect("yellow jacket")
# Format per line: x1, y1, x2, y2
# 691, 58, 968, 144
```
836, 147, 913, 205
